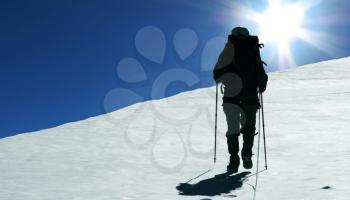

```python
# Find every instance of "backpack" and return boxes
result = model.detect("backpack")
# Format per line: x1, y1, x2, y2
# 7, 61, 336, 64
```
214, 35, 267, 95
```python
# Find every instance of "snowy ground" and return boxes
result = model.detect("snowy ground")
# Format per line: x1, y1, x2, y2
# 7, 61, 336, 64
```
1, 57, 350, 200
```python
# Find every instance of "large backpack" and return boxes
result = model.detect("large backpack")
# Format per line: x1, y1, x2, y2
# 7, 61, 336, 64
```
214, 35, 267, 96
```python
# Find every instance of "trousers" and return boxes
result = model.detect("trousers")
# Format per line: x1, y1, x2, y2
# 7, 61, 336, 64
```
223, 102, 258, 158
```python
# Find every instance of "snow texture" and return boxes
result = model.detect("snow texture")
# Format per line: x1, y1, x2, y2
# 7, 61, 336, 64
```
1, 57, 350, 200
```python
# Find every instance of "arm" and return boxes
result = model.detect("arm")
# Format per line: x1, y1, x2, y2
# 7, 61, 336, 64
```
255, 54, 268, 93
213, 41, 235, 83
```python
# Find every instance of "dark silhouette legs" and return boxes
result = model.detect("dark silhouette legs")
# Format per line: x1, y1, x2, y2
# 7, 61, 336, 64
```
223, 103, 258, 170
226, 135, 240, 172
241, 104, 257, 158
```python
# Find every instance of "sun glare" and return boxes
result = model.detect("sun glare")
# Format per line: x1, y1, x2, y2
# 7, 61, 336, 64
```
228, 0, 340, 69
258, 2, 305, 46
252, 0, 308, 67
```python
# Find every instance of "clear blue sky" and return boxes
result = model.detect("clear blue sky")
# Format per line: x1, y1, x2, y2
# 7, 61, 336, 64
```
1, 0, 349, 138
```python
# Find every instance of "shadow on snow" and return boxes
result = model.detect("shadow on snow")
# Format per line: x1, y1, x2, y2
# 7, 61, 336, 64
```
176, 171, 251, 197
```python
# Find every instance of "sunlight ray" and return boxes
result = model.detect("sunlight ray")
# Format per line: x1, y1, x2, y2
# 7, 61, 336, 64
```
298, 29, 343, 57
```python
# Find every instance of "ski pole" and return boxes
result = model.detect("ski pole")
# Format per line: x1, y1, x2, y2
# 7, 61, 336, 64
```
253, 95, 262, 200
214, 83, 219, 163
260, 92, 267, 170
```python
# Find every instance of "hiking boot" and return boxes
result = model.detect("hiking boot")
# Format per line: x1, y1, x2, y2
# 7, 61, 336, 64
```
227, 155, 240, 174
242, 156, 253, 169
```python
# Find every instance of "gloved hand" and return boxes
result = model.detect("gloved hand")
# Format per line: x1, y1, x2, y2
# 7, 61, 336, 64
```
257, 74, 268, 93
213, 72, 222, 83
258, 84, 266, 93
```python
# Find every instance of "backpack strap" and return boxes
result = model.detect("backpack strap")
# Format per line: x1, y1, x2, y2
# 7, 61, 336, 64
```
251, 36, 267, 68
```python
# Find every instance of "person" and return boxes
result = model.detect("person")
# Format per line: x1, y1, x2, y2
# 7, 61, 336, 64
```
213, 27, 268, 173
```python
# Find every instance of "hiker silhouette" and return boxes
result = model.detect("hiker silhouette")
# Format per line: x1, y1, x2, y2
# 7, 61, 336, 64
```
213, 27, 268, 173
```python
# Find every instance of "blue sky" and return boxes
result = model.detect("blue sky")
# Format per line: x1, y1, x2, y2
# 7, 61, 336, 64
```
1, 0, 350, 138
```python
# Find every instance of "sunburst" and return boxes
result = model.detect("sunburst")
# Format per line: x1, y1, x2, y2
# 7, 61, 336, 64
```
228, 0, 342, 69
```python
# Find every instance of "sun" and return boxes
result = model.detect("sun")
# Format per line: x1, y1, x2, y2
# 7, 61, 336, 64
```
227, 0, 340, 69
251, 0, 308, 67
257, 1, 306, 47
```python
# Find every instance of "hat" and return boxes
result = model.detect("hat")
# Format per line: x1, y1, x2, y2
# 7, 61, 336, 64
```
231, 27, 250, 38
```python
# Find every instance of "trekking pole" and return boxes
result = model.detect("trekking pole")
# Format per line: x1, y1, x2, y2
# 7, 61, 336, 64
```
253, 95, 262, 200
260, 91, 268, 170
214, 83, 219, 163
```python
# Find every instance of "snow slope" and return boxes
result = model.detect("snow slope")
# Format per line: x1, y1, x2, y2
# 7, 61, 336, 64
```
1, 57, 350, 200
